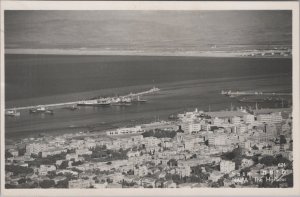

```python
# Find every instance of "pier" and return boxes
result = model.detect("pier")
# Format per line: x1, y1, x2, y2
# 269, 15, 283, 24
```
221, 90, 292, 97
6, 87, 160, 111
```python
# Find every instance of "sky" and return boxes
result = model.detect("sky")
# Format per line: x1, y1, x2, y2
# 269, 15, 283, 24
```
5, 10, 292, 51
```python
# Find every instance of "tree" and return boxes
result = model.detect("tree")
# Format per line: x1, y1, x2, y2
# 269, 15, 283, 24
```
59, 161, 69, 169
259, 156, 276, 166
252, 145, 259, 150
18, 148, 26, 156
279, 135, 287, 144
67, 149, 76, 154
204, 140, 209, 146
31, 153, 39, 159
18, 178, 26, 185
229, 184, 236, 188
142, 130, 177, 138
286, 173, 293, 187
40, 180, 55, 188
167, 159, 178, 167
55, 179, 68, 188
252, 155, 259, 164
47, 171, 56, 179
274, 154, 291, 166
171, 174, 183, 184
6, 165, 33, 176
217, 178, 224, 187
211, 182, 219, 188
5, 151, 13, 159
221, 147, 243, 169
176, 127, 184, 133
127, 169, 134, 175
72, 160, 83, 166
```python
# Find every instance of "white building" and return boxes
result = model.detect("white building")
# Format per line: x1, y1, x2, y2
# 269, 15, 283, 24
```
26, 143, 48, 155
106, 126, 143, 136
76, 148, 92, 155
134, 165, 148, 177
39, 165, 56, 176
257, 112, 283, 124
208, 135, 226, 146
237, 125, 248, 134
231, 116, 241, 124
201, 124, 211, 131
212, 117, 224, 126
68, 179, 91, 188
243, 114, 255, 124
127, 151, 140, 158
220, 160, 235, 173
176, 165, 191, 177
181, 122, 201, 134
184, 141, 195, 151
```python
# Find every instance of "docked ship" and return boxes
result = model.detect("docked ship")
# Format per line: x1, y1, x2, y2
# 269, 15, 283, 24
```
5, 109, 20, 117
30, 105, 46, 113
77, 100, 98, 106
132, 96, 147, 103
77, 99, 111, 106
149, 86, 160, 93
65, 105, 79, 110
30, 105, 54, 114
111, 97, 132, 106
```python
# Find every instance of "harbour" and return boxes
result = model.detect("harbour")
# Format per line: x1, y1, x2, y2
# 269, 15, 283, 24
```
4, 55, 292, 138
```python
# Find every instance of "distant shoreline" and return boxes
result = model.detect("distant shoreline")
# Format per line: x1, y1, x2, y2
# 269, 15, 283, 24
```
5, 48, 292, 58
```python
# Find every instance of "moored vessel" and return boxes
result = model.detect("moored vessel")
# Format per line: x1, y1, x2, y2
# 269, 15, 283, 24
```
5, 109, 20, 117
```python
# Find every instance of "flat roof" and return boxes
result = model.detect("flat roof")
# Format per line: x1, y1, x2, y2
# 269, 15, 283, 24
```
204, 111, 248, 118
252, 108, 292, 115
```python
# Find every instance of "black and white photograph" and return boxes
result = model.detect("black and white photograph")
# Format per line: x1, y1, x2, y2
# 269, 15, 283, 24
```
1, 1, 299, 196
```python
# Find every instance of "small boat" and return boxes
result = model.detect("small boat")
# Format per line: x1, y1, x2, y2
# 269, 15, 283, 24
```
29, 108, 37, 113
65, 105, 79, 110
5, 109, 20, 117
45, 109, 54, 115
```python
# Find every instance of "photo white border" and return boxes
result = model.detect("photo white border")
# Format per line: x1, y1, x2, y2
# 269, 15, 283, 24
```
0, 1, 299, 196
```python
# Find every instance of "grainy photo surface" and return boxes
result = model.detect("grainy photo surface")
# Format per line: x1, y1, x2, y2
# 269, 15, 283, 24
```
2, 7, 296, 191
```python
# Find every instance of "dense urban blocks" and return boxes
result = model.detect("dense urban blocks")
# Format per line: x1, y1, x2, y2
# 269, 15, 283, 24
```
5, 107, 293, 188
